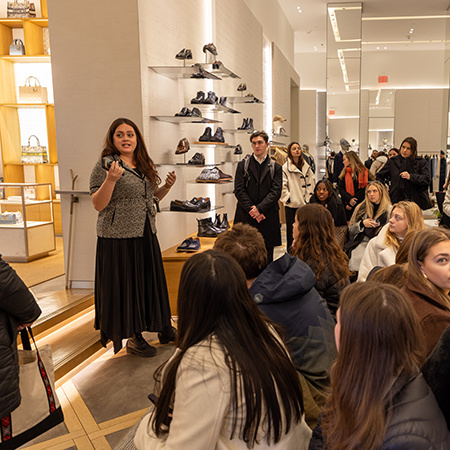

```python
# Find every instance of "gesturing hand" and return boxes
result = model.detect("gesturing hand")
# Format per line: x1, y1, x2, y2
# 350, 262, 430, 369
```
106, 161, 124, 182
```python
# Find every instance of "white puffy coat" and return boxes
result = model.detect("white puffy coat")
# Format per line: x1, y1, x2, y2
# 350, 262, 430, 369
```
280, 159, 315, 209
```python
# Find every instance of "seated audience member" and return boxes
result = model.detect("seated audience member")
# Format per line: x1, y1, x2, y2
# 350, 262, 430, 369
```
345, 182, 391, 275
214, 223, 336, 429
402, 227, 450, 361
422, 325, 450, 429
309, 282, 450, 450
291, 204, 351, 318
134, 250, 312, 449
358, 201, 425, 281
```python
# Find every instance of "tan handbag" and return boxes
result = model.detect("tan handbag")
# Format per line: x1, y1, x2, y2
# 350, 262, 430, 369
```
19, 76, 48, 103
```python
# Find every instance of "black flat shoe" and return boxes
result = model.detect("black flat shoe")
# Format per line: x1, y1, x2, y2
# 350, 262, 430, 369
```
158, 326, 177, 344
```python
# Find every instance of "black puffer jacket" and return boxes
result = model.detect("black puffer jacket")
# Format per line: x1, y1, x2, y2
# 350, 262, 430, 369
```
309, 372, 450, 449
0, 256, 41, 418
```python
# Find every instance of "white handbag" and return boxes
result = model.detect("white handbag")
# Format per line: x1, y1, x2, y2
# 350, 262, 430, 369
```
21, 135, 49, 164
19, 76, 48, 103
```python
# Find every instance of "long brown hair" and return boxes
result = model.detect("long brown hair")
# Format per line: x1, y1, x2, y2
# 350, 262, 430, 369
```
349, 181, 391, 225
400, 136, 418, 158
321, 282, 424, 450
385, 201, 425, 251
407, 227, 450, 308
338, 151, 366, 180
101, 118, 160, 187
287, 141, 304, 170
291, 203, 351, 283
152, 250, 304, 446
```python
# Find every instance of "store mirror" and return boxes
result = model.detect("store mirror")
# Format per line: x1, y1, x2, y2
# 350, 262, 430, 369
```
368, 88, 395, 153
326, 2, 362, 152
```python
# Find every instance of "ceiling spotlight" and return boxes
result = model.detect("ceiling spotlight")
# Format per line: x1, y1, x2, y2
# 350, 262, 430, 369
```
376, 46, 380, 49
384, 46, 387, 49
298, 9, 302, 12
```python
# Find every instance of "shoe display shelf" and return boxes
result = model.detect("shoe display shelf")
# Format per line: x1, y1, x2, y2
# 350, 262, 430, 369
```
160, 204, 223, 213
188, 103, 241, 114
192, 141, 230, 146
150, 116, 222, 124
226, 95, 264, 104
0, 2, 62, 234
149, 65, 221, 80
222, 128, 254, 134
0, 182, 55, 262
202, 63, 240, 79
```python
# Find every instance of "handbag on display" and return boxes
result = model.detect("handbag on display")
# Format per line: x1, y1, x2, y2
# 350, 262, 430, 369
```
21, 135, 49, 164
0, 328, 64, 450
0, 213, 17, 225
19, 76, 48, 103
28, 2, 36, 17
7, 0, 29, 17
9, 39, 25, 56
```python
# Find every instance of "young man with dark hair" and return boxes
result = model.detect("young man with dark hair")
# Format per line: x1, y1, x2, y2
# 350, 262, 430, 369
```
233, 131, 282, 263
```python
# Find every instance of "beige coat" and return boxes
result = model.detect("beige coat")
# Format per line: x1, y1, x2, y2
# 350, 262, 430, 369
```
280, 159, 315, 209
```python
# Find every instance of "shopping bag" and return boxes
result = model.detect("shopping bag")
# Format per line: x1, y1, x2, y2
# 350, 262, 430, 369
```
7, 0, 29, 17
0, 328, 64, 450
21, 135, 49, 164
9, 39, 25, 56
19, 77, 48, 103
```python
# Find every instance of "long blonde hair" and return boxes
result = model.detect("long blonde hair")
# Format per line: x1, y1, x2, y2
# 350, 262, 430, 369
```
349, 182, 391, 226
385, 201, 425, 251
339, 151, 365, 180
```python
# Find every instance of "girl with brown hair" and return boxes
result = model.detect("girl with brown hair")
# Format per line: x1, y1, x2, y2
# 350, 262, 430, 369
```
403, 227, 450, 360
280, 141, 315, 250
338, 150, 374, 220
291, 203, 351, 317
310, 282, 450, 450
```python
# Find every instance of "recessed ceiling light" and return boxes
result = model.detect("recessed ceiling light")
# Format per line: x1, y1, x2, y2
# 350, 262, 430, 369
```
298, 10, 302, 13
384, 46, 387, 49
376, 46, 380, 49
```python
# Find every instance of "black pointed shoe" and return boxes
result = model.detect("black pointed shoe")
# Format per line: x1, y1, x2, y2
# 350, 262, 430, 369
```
126, 333, 157, 357
211, 127, 225, 143
191, 91, 205, 104
175, 48, 192, 60
199, 127, 213, 142
203, 43, 218, 55
203, 91, 218, 104
220, 213, 230, 230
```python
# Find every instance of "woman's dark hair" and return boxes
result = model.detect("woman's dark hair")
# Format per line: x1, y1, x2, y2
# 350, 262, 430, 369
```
314, 179, 333, 202
101, 118, 160, 187
152, 250, 304, 446
395, 230, 419, 265
388, 148, 399, 158
321, 282, 424, 450
287, 141, 304, 170
400, 137, 418, 158
292, 203, 351, 284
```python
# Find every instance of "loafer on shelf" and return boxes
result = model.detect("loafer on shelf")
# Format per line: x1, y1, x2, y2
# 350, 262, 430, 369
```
158, 326, 177, 345
191, 107, 202, 118
177, 237, 201, 253
188, 152, 206, 165
195, 167, 220, 183
175, 137, 190, 154
237, 83, 247, 92
170, 199, 199, 212
126, 334, 157, 357
191, 197, 211, 211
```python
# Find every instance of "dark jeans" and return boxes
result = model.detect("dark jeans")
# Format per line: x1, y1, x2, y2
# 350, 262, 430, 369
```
285, 206, 297, 252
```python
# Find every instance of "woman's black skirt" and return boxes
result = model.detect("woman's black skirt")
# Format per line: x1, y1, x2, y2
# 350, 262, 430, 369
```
94, 220, 172, 353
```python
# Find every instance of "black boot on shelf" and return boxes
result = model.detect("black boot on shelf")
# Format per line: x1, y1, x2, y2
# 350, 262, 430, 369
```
211, 127, 225, 143
191, 107, 202, 117
205, 217, 226, 234
191, 91, 205, 104
246, 118, 254, 130
213, 213, 221, 228
197, 218, 218, 237
238, 118, 248, 130
203, 91, 218, 104
220, 213, 230, 230
234, 144, 243, 155
199, 127, 213, 142
203, 43, 218, 55
175, 107, 191, 117
219, 96, 227, 106
175, 48, 192, 60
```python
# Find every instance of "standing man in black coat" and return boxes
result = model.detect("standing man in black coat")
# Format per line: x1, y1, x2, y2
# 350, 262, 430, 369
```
234, 131, 282, 263
0, 256, 41, 420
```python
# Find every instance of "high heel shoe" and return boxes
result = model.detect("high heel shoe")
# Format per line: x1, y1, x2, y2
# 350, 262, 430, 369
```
203, 43, 218, 55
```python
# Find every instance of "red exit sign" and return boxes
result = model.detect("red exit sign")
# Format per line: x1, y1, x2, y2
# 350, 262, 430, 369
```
378, 75, 388, 83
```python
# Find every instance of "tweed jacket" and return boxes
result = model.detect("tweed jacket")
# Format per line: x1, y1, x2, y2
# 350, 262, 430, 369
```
89, 159, 159, 238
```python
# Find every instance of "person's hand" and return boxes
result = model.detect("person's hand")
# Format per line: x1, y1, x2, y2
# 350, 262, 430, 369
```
249, 206, 260, 219
106, 161, 124, 182
164, 171, 176, 190
363, 218, 378, 228
17, 322, 33, 331
349, 198, 357, 206
346, 205, 352, 210
255, 213, 266, 223
444, 182, 448, 190
400, 171, 410, 180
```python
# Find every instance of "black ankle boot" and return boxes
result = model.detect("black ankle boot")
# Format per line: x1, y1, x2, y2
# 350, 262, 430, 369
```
126, 333, 157, 357
191, 91, 205, 104
234, 144, 243, 155
197, 218, 218, 237
158, 326, 177, 345
199, 127, 213, 142
238, 118, 248, 130
175, 107, 191, 117
211, 127, 224, 143
203, 91, 217, 104
246, 118, 254, 130
213, 213, 221, 228
220, 213, 230, 230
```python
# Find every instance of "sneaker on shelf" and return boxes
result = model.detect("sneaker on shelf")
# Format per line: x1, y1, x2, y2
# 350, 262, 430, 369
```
188, 152, 205, 165
195, 167, 220, 183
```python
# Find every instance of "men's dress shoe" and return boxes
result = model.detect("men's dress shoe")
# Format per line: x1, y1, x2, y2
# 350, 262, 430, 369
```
175, 107, 190, 117
199, 127, 213, 142
191, 197, 211, 211
177, 237, 201, 252
203, 43, 218, 55
211, 127, 225, 143
234, 144, 243, 155
217, 167, 233, 181
238, 118, 248, 130
170, 199, 199, 212
246, 118, 254, 130
203, 91, 218, 104
237, 83, 247, 92
158, 326, 177, 344
191, 107, 202, 117
175, 48, 192, 60
220, 213, 230, 230
175, 137, 190, 154
126, 334, 157, 357
213, 60, 222, 69
197, 218, 218, 237
191, 91, 205, 104
219, 96, 227, 106
188, 152, 205, 165
205, 217, 226, 234
196, 167, 220, 183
